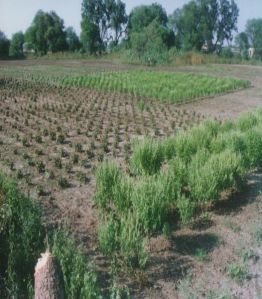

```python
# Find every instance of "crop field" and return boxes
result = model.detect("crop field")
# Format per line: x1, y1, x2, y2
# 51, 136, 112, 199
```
1, 61, 262, 298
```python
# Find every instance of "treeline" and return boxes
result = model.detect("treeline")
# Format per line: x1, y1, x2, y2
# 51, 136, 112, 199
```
1, 0, 262, 63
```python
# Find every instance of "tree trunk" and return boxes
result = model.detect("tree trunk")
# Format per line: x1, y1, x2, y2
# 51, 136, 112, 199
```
34, 251, 65, 299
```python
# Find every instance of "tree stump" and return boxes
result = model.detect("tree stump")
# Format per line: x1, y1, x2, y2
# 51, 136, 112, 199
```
34, 251, 65, 299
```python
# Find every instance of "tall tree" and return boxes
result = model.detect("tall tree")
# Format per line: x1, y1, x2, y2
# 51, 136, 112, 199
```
66, 27, 81, 51
245, 19, 262, 49
128, 3, 168, 34
81, 0, 127, 53
169, 0, 239, 52
0, 31, 10, 57
9, 31, 24, 57
109, 0, 127, 46
235, 32, 249, 51
25, 10, 67, 55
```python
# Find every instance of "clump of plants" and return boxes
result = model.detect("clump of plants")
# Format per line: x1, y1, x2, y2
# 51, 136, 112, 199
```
94, 109, 262, 270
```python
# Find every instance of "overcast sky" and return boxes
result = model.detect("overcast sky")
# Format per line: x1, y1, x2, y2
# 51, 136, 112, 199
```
0, 0, 262, 38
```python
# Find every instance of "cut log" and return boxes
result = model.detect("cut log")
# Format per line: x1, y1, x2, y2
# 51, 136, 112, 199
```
34, 251, 65, 299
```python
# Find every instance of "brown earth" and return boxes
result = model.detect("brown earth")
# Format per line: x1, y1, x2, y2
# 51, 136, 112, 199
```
0, 61, 262, 298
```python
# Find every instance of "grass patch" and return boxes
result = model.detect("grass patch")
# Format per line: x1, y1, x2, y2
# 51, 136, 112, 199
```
0, 174, 102, 298
94, 109, 262, 269
228, 262, 249, 283
61, 70, 250, 104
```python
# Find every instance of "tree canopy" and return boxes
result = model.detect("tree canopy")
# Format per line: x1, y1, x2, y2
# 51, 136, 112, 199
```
9, 32, 24, 57
169, 0, 239, 52
0, 31, 10, 57
81, 0, 127, 54
66, 27, 81, 51
245, 19, 262, 50
25, 10, 67, 55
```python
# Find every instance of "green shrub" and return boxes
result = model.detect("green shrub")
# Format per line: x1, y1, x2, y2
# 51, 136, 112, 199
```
177, 195, 196, 224
112, 177, 133, 214
98, 217, 120, 256
174, 121, 218, 163
236, 112, 258, 131
130, 138, 164, 175
131, 176, 170, 233
0, 174, 44, 298
162, 137, 176, 160
244, 127, 262, 167
95, 160, 122, 210
119, 213, 148, 268
58, 177, 70, 189
188, 149, 243, 202
51, 230, 102, 299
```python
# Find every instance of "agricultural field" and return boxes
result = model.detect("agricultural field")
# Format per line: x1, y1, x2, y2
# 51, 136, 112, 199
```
1, 60, 262, 299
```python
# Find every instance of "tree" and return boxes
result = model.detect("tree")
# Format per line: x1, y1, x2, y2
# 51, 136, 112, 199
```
109, 0, 128, 46
128, 3, 168, 34
245, 19, 262, 50
169, 0, 239, 52
65, 27, 81, 51
0, 31, 10, 57
81, 0, 127, 53
235, 31, 249, 57
127, 3, 175, 64
25, 10, 67, 55
9, 31, 24, 57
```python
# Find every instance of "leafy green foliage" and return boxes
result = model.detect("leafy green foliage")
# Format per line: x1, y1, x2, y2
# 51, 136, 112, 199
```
130, 138, 164, 175
177, 195, 196, 225
95, 109, 262, 270
95, 159, 122, 209
0, 174, 44, 298
9, 32, 24, 58
62, 71, 250, 104
169, 0, 239, 52
188, 149, 243, 202
51, 230, 102, 299
0, 31, 10, 57
25, 10, 67, 55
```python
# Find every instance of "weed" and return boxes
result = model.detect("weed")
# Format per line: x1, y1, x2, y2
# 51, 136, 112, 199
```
95, 160, 122, 210
36, 161, 45, 173
228, 263, 249, 283
224, 220, 241, 233
130, 138, 164, 175
58, 177, 70, 189
177, 195, 196, 225
194, 248, 209, 261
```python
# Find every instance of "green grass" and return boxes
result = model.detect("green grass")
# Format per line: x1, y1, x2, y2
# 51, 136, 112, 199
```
0, 174, 102, 298
0, 65, 250, 104
228, 262, 249, 283
61, 70, 250, 103
95, 108, 262, 269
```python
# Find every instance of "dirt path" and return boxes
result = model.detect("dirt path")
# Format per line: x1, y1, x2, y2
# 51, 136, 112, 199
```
175, 64, 262, 120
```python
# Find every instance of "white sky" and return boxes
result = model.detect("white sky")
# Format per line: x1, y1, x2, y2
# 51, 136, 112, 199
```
0, 0, 262, 38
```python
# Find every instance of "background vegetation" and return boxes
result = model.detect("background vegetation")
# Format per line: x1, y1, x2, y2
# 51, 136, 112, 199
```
1, 0, 262, 64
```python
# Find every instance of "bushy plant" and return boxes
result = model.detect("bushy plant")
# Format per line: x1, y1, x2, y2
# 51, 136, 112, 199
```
236, 112, 258, 131
119, 213, 148, 268
0, 174, 44, 298
99, 217, 120, 256
188, 149, 243, 202
95, 160, 122, 210
130, 138, 164, 175
177, 195, 196, 225
131, 176, 170, 233
244, 127, 262, 168
51, 230, 102, 299
174, 121, 219, 163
